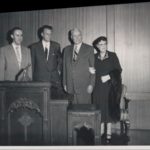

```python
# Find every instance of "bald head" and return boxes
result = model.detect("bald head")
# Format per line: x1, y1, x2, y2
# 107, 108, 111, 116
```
71, 28, 83, 45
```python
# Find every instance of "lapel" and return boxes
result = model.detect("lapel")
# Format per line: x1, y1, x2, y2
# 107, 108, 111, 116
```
47, 41, 55, 67
70, 45, 74, 65
10, 45, 20, 69
47, 41, 54, 60
20, 46, 25, 68
50, 41, 54, 55
39, 41, 47, 61
42, 41, 55, 71
36, 42, 50, 71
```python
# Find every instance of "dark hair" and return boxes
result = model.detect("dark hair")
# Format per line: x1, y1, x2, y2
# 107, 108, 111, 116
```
11, 26, 23, 35
92, 36, 107, 52
41, 25, 53, 33
93, 36, 107, 46
6, 27, 23, 44
37, 25, 53, 40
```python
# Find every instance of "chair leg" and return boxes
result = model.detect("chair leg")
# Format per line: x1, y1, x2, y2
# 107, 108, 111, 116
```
101, 123, 104, 136
120, 121, 125, 134
125, 120, 130, 135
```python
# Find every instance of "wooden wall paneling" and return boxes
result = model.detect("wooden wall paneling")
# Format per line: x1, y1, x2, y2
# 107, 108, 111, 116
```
133, 2, 150, 93
0, 13, 9, 47
7, 12, 30, 46
114, 3, 136, 92
51, 6, 107, 49
25, 11, 40, 46
129, 100, 150, 129
80, 6, 107, 46
0, 6, 107, 50
114, 2, 150, 93
106, 5, 115, 52
52, 8, 72, 50
114, 3, 150, 129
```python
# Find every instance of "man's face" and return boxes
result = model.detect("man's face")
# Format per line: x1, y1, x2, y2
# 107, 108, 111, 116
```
11, 29, 23, 45
41, 28, 52, 42
97, 40, 107, 53
71, 30, 82, 45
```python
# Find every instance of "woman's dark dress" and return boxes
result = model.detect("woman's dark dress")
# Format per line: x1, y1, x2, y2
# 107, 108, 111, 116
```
93, 51, 122, 123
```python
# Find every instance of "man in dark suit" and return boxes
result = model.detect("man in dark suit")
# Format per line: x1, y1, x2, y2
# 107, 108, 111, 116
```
0, 27, 32, 81
30, 25, 63, 99
63, 28, 95, 104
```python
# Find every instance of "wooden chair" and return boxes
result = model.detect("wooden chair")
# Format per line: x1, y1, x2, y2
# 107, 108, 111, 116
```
120, 84, 131, 135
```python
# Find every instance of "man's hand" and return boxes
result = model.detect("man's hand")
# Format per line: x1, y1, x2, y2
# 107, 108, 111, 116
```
87, 85, 93, 94
64, 85, 67, 92
101, 75, 110, 83
89, 67, 95, 74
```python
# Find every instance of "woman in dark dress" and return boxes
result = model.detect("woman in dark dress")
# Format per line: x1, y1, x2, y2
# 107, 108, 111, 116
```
92, 36, 122, 143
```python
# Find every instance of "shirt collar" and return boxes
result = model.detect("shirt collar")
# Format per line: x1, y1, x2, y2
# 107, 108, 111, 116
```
74, 42, 82, 53
12, 42, 21, 49
42, 40, 50, 49
98, 51, 109, 60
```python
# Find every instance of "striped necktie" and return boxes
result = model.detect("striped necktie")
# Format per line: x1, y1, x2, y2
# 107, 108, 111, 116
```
15, 46, 21, 68
73, 45, 78, 61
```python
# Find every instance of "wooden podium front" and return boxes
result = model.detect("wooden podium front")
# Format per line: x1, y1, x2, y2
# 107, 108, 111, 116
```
68, 104, 101, 145
0, 81, 51, 145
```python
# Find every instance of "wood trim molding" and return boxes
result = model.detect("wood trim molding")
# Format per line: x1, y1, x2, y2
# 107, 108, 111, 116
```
126, 92, 150, 101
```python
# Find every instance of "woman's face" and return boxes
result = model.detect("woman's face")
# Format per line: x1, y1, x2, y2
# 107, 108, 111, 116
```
96, 40, 107, 53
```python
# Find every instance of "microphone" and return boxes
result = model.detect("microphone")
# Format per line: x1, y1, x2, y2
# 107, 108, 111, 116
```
23, 64, 31, 71
15, 64, 31, 81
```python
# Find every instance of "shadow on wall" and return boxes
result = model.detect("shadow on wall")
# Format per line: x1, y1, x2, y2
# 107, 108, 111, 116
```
6, 29, 13, 44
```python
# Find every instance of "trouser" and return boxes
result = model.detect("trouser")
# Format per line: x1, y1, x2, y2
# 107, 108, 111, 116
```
70, 92, 91, 104
51, 85, 68, 99
101, 122, 112, 137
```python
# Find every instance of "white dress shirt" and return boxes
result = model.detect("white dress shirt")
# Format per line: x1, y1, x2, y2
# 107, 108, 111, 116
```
42, 40, 50, 60
72, 42, 82, 60
73, 42, 82, 53
12, 43, 22, 69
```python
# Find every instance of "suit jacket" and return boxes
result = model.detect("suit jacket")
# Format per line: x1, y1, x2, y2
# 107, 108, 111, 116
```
63, 43, 95, 94
0, 44, 32, 81
30, 41, 62, 86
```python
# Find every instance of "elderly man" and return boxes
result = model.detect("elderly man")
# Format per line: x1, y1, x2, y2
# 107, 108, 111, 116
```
63, 28, 95, 104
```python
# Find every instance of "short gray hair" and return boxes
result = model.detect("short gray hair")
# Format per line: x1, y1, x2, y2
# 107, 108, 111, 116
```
70, 28, 82, 36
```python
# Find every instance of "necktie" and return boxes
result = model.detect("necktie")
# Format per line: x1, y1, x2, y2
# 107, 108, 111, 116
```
15, 46, 21, 68
45, 47, 48, 60
73, 45, 78, 61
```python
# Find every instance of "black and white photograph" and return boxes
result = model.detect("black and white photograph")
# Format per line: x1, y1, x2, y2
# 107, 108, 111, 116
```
0, 0, 150, 149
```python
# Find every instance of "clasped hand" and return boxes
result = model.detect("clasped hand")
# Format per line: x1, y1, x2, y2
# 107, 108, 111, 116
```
87, 85, 93, 94
101, 75, 110, 83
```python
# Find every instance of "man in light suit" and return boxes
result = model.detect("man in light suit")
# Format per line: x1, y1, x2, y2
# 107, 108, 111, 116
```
63, 28, 95, 104
30, 25, 63, 99
0, 27, 32, 81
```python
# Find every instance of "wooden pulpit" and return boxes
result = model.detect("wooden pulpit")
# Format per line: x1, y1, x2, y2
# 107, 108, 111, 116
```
0, 81, 51, 145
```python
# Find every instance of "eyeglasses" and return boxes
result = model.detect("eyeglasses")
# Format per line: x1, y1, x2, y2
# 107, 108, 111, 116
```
97, 43, 107, 46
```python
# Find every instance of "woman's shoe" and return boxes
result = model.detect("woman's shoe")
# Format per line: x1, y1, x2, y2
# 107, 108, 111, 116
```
101, 134, 105, 144
106, 138, 111, 144
106, 134, 112, 144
